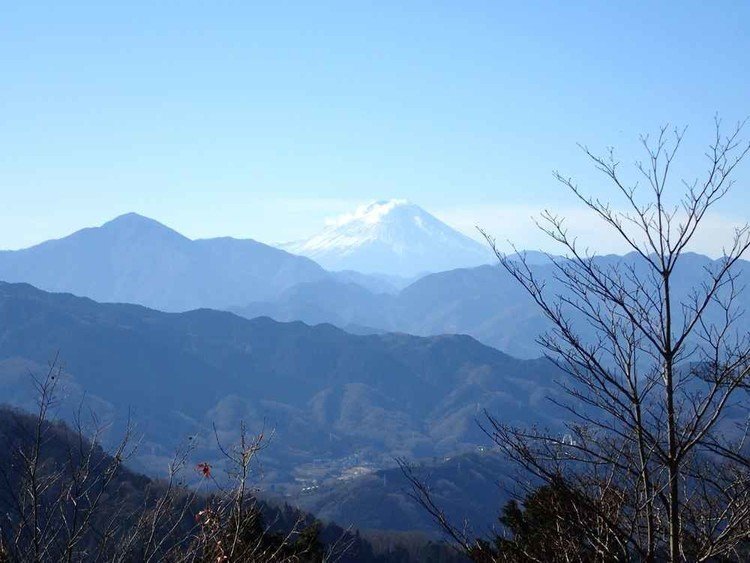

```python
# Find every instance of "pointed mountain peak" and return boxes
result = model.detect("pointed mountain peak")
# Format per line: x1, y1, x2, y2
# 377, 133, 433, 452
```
99, 213, 188, 240
284, 200, 492, 276
103, 212, 168, 228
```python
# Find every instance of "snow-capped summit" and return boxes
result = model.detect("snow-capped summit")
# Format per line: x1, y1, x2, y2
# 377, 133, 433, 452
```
283, 200, 493, 277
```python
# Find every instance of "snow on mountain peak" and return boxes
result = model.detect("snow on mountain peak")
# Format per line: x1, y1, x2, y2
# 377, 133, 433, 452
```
283, 200, 493, 277
325, 199, 412, 227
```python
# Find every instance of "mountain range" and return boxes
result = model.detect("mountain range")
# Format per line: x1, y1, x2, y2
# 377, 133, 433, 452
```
233, 265, 543, 358
237, 252, 750, 359
2, 209, 748, 537
2, 210, 746, 359
0, 204, 490, 310
0, 281, 562, 492
0, 212, 328, 311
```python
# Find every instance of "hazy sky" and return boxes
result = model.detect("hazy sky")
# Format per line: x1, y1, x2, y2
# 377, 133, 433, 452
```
2, 1, 749, 253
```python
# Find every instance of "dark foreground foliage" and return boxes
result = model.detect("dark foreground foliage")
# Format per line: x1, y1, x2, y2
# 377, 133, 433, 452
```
0, 399, 464, 562
466, 479, 750, 563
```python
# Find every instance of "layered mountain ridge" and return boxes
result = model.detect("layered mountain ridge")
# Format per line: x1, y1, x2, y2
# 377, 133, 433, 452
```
0, 281, 562, 490
236, 252, 750, 358
1, 211, 739, 359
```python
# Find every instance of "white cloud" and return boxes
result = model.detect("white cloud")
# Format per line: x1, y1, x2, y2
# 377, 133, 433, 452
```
323, 199, 409, 227
172, 196, 367, 246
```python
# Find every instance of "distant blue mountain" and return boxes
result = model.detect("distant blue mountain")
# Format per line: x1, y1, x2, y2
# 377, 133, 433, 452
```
0, 213, 328, 311
3, 213, 739, 362
235, 252, 750, 359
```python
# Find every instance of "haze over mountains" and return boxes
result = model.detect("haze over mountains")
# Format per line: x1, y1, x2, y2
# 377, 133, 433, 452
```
0, 201, 491, 306
236, 265, 546, 358
2, 207, 746, 359
0, 205, 548, 358
0, 213, 328, 311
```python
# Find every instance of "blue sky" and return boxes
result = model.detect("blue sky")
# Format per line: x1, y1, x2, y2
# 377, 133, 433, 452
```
1, 1, 749, 253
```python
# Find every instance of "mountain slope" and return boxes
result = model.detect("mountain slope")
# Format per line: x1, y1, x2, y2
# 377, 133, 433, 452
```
283, 200, 492, 277
0, 406, 462, 562
0, 281, 562, 490
231, 265, 557, 359
235, 253, 750, 359
0, 213, 328, 311
295, 451, 511, 535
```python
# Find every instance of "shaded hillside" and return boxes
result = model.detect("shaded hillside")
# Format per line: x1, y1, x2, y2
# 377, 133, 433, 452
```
0, 281, 562, 490
0, 406, 465, 562
294, 451, 512, 536
236, 252, 750, 359
234, 266, 543, 358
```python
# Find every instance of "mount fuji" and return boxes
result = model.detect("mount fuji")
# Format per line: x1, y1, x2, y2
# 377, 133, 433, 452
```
283, 200, 493, 277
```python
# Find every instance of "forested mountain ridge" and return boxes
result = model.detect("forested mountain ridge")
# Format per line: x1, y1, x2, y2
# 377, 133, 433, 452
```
0, 281, 562, 494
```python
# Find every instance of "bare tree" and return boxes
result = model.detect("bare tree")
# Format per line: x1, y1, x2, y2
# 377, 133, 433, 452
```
400, 120, 750, 562
0, 359, 344, 562
478, 119, 750, 562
